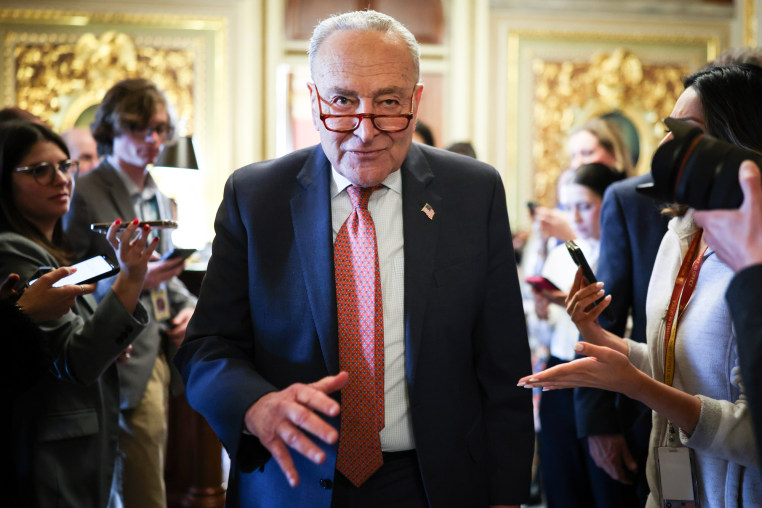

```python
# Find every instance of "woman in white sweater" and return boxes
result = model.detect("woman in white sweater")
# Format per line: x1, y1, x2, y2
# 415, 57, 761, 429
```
520, 64, 762, 507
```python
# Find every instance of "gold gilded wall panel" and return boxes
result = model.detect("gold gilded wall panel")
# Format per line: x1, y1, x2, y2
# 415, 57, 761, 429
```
504, 29, 717, 213
8, 30, 198, 132
532, 49, 688, 204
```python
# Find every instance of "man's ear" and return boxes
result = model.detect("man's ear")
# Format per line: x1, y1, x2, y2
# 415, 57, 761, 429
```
306, 82, 320, 131
413, 83, 424, 116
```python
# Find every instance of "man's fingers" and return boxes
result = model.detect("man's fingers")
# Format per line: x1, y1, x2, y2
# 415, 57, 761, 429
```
310, 371, 350, 394
265, 436, 300, 487
739, 160, 762, 206
286, 397, 339, 445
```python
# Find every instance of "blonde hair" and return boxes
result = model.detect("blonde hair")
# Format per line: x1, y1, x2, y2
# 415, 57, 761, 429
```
570, 117, 634, 176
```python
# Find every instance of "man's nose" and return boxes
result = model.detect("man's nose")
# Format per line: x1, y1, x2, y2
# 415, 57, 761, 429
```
354, 115, 377, 142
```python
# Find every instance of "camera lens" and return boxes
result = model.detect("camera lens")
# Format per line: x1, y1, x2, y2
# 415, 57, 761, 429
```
638, 118, 762, 210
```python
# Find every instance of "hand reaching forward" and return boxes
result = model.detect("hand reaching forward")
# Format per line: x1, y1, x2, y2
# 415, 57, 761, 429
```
245, 371, 349, 487
2, 269, 95, 322
518, 342, 645, 397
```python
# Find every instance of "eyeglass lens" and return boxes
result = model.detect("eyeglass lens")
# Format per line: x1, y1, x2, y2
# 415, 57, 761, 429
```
324, 115, 410, 133
25, 161, 79, 184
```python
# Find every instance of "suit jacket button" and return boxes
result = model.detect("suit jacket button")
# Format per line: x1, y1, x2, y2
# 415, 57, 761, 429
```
319, 478, 333, 490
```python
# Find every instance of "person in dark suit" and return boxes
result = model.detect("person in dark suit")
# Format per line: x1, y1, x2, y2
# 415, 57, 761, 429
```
174, 10, 534, 508
694, 160, 762, 462
63, 79, 197, 508
572, 173, 669, 506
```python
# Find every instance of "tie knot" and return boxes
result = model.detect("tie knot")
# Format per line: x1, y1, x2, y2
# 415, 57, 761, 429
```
346, 185, 380, 210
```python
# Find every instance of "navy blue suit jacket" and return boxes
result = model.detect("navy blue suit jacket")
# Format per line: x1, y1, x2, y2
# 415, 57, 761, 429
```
175, 143, 534, 507
574, 174, 669, 439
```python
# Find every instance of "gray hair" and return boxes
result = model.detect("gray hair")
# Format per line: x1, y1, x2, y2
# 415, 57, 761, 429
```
308, 10, 420, 81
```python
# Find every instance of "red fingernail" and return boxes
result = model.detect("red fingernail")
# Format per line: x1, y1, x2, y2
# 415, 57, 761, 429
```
143, 224, 150, 231
132, 218, 140, 225
152, 237, 159, 242
115, 218, 122, 225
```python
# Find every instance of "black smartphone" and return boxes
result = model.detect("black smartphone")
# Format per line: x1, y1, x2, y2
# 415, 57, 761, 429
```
526, 201, 540, 217
90, 220, 178, 233
28, 255, 120, 287
565, 240, 614, 321
159, 247, 196, 262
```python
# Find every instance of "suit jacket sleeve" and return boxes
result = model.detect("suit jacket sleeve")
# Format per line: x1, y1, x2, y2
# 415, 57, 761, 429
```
726, 264, 762, 463
479, 174, 535, 503
174, 172, 276, 471
574, 184, 631, 437
0, 234, 149, 385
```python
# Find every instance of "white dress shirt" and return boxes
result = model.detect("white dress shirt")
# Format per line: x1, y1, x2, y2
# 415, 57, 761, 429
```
331, 167, 414, 452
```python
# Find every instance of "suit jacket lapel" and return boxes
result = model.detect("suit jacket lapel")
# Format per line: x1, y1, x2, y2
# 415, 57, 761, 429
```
290, 147, 339, 374
401, 145, 441, 388
96, 162, 141, 221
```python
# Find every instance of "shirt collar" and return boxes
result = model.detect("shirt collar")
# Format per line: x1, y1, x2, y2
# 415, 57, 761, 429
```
108, 155, 158, 199
330, 167, 402, 199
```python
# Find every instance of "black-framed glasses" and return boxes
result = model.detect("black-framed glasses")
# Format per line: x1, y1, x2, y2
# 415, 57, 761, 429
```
314, 85, 415, 133
15, 160, 79, 185
131, 123, 170, 139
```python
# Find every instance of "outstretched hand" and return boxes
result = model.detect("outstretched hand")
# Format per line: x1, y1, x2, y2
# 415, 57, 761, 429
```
244, 371, 349, 487
518, 342, 641, 396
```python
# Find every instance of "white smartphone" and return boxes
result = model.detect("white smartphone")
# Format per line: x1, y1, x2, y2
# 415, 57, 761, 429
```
28, 255, 120, 287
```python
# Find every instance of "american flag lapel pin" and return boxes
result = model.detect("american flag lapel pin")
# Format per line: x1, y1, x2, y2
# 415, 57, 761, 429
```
421, 203, 435, 220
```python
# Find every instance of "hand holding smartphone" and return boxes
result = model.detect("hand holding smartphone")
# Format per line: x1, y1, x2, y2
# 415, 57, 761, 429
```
27, 256, 119, 287
565, 240, 615, 322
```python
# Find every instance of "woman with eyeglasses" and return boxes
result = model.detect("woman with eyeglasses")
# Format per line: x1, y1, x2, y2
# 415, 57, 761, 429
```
0, 119, 158, 508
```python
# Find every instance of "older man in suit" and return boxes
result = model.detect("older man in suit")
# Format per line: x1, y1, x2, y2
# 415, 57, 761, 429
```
63, 79, 196, 508
174, 10, 533, 508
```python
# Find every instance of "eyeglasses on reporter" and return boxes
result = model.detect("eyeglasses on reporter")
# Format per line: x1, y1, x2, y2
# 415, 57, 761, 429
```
15, 159, 80, 185
313, 85, 416, 133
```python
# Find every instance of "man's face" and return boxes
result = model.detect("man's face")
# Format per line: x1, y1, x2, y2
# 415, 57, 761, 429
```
308, 30, 422, 187
112, 106, 170, 170
65, 128, 99, 175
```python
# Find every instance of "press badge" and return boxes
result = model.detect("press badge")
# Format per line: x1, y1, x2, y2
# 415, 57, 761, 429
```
655, 446, 700, 508
150, 287, 171, 321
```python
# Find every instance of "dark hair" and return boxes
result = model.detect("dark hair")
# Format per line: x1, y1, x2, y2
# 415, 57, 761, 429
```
570, 162, 625, 198
414, 120, 436, 147
0, 120, 73, 264
446, 141, 477, 159
0, 107, 44, 125
91, 78, 175, 156
684, 64, 762, 154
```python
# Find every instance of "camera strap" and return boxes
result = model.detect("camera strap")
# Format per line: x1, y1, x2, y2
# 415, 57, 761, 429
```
663, 229, 707, 387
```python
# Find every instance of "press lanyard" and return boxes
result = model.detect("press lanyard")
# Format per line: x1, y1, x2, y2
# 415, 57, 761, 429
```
663, 230, 707, 387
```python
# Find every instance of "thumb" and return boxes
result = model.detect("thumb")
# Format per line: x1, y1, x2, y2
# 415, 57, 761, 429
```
40, 266, 76, 285
618, 440, 638, 471
739, 160, 762, 209
311, 371, 350, 394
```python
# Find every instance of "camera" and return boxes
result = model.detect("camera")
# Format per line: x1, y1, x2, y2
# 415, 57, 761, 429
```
637, 117, 762, 210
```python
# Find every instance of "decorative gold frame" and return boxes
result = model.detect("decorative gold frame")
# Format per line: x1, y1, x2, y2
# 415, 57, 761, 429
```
504, 29, 718, 208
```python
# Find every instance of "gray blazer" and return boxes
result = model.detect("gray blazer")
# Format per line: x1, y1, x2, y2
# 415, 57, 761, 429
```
63, 159, 196, 408
2, 232, 148, 507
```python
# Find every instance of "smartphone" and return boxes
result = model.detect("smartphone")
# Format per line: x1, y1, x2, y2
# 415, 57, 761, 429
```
159, 247, 196, 262
28, 255, 120, 287
526, 201, 540, 217
565, 240, 614, 321
525, 275, 560, 292
90, 220, 178, 233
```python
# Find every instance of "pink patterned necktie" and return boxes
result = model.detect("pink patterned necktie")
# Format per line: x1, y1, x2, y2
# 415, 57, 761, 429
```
335, 184, 385, 487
